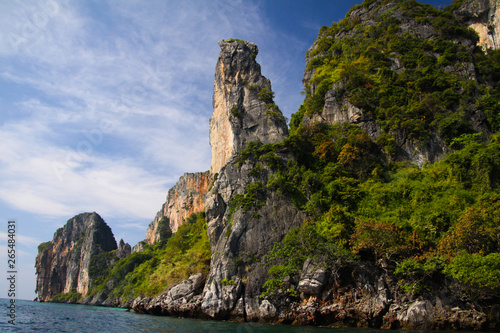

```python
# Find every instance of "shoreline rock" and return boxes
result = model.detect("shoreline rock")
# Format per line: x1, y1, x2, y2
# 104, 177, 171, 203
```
124, 265, 497, 331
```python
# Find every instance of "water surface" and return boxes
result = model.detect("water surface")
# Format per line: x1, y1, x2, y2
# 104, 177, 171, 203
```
0, 299, 468, 333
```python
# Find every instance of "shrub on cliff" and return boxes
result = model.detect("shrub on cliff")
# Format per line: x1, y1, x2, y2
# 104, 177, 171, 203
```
52, 288, 82, 303
87, 212, 211, 299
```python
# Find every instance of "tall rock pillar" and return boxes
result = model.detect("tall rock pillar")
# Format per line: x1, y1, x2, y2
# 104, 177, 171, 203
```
209, 39, 287, 174
202, 41, 303, 320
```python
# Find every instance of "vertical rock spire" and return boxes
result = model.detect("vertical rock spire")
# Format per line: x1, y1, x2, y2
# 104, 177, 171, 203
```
209, 39, 287, 174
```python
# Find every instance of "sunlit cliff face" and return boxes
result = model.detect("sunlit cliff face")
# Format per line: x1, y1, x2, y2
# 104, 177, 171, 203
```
209, 40, 287, 175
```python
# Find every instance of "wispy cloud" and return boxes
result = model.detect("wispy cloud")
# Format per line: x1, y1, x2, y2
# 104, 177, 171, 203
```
0, 232, 42, 249
0, 0, 274, 226
0, 118, 170, 219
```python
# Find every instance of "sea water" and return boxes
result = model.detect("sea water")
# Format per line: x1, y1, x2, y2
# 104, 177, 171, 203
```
0, 298, 463, 333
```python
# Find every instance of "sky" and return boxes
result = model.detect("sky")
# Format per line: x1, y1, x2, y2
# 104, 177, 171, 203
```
0, 0, 452, 300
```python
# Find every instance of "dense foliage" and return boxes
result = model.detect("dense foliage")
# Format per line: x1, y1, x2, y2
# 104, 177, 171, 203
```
52, 288, 82, 303
254, 125, 500, 298
242, 0, 500, 298
297, 0, 500, 149
86, 212, 211, 299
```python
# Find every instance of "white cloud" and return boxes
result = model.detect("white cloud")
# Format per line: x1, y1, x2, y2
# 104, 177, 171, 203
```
0, 118, 169, 220
0, 232, 42, 249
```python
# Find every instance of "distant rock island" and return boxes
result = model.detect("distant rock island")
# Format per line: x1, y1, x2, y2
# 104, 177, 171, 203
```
36, 1, 500, 330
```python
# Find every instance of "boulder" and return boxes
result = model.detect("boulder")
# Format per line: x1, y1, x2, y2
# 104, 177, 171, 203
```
297, 258, 328, 296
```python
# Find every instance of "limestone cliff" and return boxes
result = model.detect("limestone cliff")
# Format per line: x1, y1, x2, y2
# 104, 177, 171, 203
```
209, 39, 288, 174
131, 40, 305, 319
202, 160, 305, 320
201, 39, 304, 320
35, 212, 119, 301
129, 4, 500, 326
144, 171, 211, 246
456, 0, 500, 50
130, 33, 499, 329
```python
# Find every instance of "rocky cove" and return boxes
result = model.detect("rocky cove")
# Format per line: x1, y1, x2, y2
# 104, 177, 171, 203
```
36, 1, 500, 330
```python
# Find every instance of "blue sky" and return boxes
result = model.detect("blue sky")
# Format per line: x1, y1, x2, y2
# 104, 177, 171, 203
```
0, 0, 452, 300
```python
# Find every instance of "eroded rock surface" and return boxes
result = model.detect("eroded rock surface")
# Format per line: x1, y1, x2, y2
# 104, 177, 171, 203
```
35, 212, 118, 301
209, 39, 287, 174
456, 0, 500, 50
144, 171, 211, 246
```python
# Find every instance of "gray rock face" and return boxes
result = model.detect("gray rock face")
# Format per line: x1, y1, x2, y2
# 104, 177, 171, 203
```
131, 241, 145, 253
297, 258, 328, 296
455, 0, 500, 50
303, 81, 382, 140
116, 239, 131, 259
35, 212, 117, 301
259, 300, 277, 319
396, 300, 434, 329
167, 273, 205, 304
202, 158, 305, 320
132, 273, 206, 317
201, 40, 302, 319
258, 262, 494, 330
209, 39, 288, 174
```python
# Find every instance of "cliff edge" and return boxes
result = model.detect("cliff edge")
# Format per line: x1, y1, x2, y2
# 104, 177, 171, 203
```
142, 171, 211, 247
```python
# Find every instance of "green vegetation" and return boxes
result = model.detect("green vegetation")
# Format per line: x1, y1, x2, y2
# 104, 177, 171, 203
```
88, 249, 117, 287
52, 288, 82, 303
298, 0, 493, 147
445, 252, 500, 290
37, 241, 51, 253
258, 85, 275, 104
228, 181, 267, 219
208, 173, 218, 191
221, 278, 237, 286
55, 227, 63, 237
258, 120, 500, 296
256, 85, 287, 124
87, 212, 211, 299
157, 216, 173, 241
231, 105, 242, 117
226, 38, 246, 44
253, 1, 500, 297
261, 220, 357, 298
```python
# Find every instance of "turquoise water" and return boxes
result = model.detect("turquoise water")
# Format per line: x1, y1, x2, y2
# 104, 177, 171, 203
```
0, 298, 456, 333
